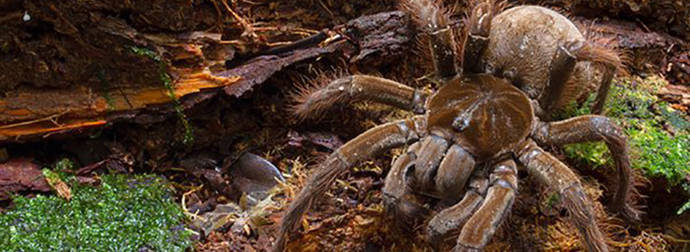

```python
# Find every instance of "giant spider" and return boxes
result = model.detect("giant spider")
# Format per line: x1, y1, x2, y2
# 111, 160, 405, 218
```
273, 1, 639, 251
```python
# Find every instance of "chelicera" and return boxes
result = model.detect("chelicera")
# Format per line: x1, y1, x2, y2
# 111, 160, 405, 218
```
273, 1, 639, 251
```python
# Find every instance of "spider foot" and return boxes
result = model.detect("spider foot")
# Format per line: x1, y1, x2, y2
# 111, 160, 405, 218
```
452, 244, 481, 252
469, 0, 496, 37
613, 202, 644, 223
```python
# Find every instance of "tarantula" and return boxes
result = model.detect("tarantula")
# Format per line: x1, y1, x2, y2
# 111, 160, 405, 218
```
273, 1, 638, 251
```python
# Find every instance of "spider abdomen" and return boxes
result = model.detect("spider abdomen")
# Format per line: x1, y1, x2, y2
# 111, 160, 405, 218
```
427, 74, 533, 158
483, 5, 594, 106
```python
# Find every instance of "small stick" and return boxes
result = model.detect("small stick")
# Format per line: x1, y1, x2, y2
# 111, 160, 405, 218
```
220, 0, 257, 39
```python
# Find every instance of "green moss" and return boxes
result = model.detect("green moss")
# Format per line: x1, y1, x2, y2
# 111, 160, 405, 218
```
557, 76, 690, 214
0, 174, 192, 251
96, 69, 116, 112
128, 46, 195, 145
54, 158, 75, 172
564, 142, 609, 167
627, 120, 690, 183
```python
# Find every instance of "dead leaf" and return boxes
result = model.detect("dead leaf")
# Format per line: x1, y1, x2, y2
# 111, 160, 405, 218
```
0, 159, 50, 200
42, 169, 72, 200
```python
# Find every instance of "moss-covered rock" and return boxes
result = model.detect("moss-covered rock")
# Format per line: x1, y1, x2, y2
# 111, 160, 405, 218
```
557, 75, 690, 213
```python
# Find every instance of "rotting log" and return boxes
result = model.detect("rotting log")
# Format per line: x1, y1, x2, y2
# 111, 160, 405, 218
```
0, 10, 412, 142
514, 0, 690, 40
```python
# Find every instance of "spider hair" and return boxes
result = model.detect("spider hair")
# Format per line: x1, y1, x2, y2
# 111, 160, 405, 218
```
579, 28, 629, 76
286, 69, 350, 122
399, 0, 454, 31
466, 0, 510, 37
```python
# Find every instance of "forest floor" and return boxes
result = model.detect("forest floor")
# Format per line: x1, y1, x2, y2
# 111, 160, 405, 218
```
0, 1, 688, 251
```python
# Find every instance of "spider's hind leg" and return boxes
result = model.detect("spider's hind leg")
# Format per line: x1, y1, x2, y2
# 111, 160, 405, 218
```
575, 41, 625, 114
519, 140, 609, 252
430, 27, 459, 79
540, 41, 582, 118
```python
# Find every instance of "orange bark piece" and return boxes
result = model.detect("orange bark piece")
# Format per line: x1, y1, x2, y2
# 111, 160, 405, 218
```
0, 70, 240, 141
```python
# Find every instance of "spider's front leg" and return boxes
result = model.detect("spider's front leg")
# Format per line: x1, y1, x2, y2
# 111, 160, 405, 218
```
426, 174, 486, 250
290, 75, 426, 121
400, 0, 458, 79
519, 140, 609, 252
450, 159, 518, 252
383, 142, 433, 229
273, 116, 425, 252
426, 158, 518, 251
532, 115, 641, 221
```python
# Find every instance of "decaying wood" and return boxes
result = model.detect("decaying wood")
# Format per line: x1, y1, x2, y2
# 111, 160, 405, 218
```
515, 0, 690, 40
0, 11, 411, 143
575, 17, 689, 85
0, 70, 241, 141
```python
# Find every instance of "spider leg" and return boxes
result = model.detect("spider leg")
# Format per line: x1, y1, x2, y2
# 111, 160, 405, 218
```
427, 174, 486, 250
399, 0, 458, 79
451, 159, 517, 252
532, 115, 641, 221
383, 142, 432, 229
462, 0, 504, 74
273, 116, 425, 252
430, 27, 458, 79
540, 41, 582, 118
434, 144, 477, 204
290, 75, 426, 121
411, 135, 451, 193
575, 43, 624, 114
386, 140, 479, 250
519, 140, 609, 252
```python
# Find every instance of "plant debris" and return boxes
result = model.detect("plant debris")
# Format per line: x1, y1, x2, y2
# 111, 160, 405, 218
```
0, 159, 50, 201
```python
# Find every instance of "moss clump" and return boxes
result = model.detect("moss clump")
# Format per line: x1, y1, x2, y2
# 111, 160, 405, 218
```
626, 119, 690, 183
557, 76, 690, 213
0, 174, 192, 251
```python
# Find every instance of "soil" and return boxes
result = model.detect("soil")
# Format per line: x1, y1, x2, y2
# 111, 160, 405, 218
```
0, 1, 688, 251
